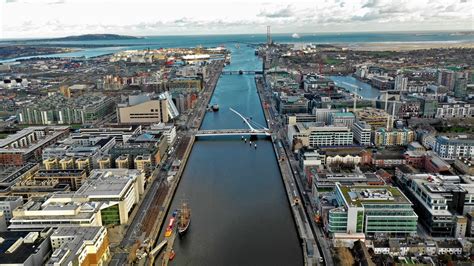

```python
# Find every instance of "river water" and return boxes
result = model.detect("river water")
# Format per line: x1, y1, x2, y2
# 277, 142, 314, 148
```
161, 45, 304, 265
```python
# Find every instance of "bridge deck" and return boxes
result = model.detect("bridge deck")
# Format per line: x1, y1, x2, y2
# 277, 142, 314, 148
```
196, 129, 270, 136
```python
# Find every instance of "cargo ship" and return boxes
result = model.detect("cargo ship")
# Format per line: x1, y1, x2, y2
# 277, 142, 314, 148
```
177, 201, 191, 236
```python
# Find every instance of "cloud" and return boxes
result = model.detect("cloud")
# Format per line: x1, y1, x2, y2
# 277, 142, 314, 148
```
258, 5, 294, 18
1, 0, 472, 38
4, 0, 65, 3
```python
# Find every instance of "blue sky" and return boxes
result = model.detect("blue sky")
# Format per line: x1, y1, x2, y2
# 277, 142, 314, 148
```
0, 0, 472, 38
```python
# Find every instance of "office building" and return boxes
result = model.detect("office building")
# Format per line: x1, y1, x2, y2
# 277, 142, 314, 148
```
277, 94, 309, 114
0, 196, 23, 221
313, 107, 340, 125
330, 112, 355, 128
0, 230, 53, 266
145, 123, 177, 145
9, 196, 103, 231
33, 169, 87, 191
328, 183, 417, 235
0, 126, 69, 166
78, 125, 141, 143
434, 136, 474, 159
117, 94, 169, 124
76, 169, 145, 225
288, 123, 353, 148
352, 121, 372, 146
397, 173, 474, 237
47, 226, 110, 266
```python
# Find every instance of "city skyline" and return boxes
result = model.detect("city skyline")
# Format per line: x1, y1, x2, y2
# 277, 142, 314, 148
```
0, 0, 472, 39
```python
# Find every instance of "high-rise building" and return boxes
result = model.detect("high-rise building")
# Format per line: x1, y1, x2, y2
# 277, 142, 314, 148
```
454, 77, 468, 98
394, 74, 408, 91
437, 69, 456, 91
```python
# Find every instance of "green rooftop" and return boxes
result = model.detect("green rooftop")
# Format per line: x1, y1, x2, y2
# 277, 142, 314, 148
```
338, 184, 409, 207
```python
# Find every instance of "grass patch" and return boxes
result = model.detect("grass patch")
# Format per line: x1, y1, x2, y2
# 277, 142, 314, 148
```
324, 57, 343, 65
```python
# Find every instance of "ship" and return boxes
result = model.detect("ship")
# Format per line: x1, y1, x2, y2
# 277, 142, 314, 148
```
165, 210, 178, 237
177, 201, 191, 236
212, 104, 219, 111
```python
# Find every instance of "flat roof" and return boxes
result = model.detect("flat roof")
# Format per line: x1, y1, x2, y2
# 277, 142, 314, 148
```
0, 231, 48, 264
76, 169, 139, 198
337, 183, 411, 207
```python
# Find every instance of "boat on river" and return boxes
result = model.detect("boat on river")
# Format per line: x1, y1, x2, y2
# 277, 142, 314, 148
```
178, 201, 191, 236
165, 210, 178, 237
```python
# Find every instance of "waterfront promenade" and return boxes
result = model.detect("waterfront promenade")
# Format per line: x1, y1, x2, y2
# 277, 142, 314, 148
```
256, 76, 331, 266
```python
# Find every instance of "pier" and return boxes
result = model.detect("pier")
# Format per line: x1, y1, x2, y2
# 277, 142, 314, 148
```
255, 76, 321, 265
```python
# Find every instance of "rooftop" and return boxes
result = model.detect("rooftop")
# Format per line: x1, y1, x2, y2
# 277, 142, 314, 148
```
75, 169, 140, 199
0, 231, 50, 264
337, 183, 410, 207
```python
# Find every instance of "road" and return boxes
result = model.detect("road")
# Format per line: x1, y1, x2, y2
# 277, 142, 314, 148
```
256, 76, 334, 266
109, 60, 224, 266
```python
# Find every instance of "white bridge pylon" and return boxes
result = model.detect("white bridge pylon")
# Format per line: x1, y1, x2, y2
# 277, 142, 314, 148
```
229, 107, 269, 132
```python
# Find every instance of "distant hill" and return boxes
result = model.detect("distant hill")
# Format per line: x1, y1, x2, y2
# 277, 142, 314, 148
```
44, 34, 141, 41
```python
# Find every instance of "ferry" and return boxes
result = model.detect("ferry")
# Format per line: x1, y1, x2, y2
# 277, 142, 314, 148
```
178, 201, 191, 236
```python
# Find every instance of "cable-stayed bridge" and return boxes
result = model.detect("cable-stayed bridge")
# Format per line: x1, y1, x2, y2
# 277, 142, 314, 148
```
196, 108, 270, 137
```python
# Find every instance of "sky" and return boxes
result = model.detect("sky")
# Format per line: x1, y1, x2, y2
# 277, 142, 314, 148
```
0, 0, 472, 39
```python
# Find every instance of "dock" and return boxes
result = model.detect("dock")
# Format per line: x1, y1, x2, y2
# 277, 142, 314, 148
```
255, 76, 321, 266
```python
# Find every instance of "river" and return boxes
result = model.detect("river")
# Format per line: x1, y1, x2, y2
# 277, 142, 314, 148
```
160, 45, 304, 265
